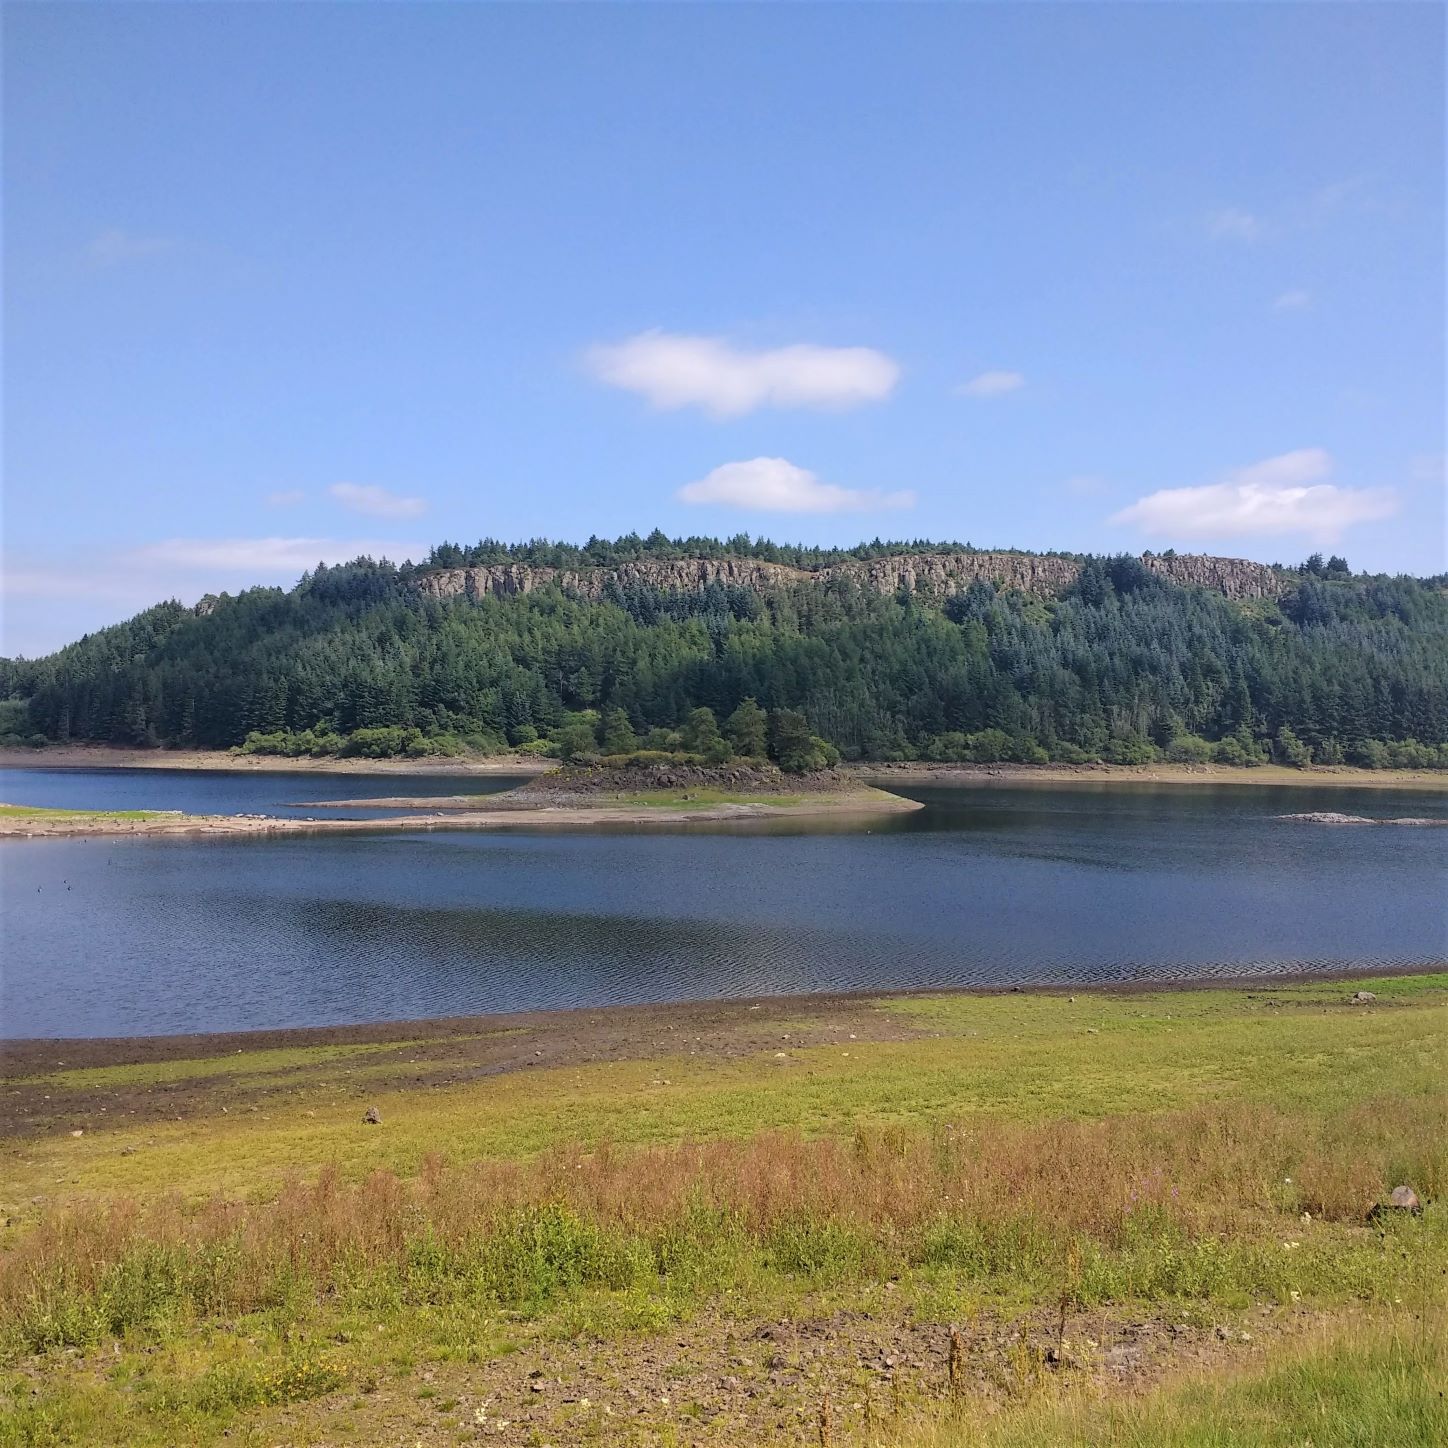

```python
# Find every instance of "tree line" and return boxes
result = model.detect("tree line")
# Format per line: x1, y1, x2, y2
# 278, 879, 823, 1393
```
2, 543, 1445, 769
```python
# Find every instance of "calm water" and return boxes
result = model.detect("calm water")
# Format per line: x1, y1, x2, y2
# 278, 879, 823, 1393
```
2, 769, 1445, 1038
0, 766, 522, 819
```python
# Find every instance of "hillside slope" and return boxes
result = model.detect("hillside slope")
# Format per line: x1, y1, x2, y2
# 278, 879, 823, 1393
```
2, 539, 1445, 766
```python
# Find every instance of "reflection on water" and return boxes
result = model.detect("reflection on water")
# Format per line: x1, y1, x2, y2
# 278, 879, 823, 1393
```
2, 773, 1445, 1037
0, 766, 525, 819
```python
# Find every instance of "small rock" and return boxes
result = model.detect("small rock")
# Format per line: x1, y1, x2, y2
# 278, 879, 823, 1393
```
1349, 991, 1377, 1005
69, 1129, 83, 1138
1389, 1184, 1422, 1210
362, 1106, 382, 1125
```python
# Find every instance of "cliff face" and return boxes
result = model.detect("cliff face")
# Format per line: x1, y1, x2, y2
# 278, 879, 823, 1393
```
412, 557, 810, 602
412, 550, 1288, 606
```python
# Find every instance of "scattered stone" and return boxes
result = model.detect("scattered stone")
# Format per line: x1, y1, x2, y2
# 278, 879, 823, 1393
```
1367, 1184, 1423, 1223
362, 1106, 382, 1125
69, 1128, 83, 1138
1349, 991, 1377, 1005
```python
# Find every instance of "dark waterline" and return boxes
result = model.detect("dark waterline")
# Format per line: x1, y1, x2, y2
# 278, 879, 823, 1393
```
2, 771, 1445, 1038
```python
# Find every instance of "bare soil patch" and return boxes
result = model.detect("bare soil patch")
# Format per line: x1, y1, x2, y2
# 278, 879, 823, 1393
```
0, 994, 923, 1138
259, 1300, 1299, 1447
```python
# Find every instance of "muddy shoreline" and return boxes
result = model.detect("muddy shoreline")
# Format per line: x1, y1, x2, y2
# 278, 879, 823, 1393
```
2, 964, 1440, 1076
856, 760, 1448, 790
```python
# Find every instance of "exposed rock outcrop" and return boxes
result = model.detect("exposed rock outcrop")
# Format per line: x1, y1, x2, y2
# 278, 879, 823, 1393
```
412, 551, 1289, 607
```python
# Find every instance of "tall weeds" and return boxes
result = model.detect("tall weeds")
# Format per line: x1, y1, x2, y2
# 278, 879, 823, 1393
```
3, 1096, 1440, 1358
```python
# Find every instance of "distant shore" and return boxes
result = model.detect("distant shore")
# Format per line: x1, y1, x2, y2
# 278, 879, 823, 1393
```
0, 744, 549, 775
3, 744, 1445, 791
854, 761, 1448, 791
0, 785, 922, 840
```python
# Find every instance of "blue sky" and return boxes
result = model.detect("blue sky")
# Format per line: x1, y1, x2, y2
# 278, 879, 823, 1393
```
3, 1, 1443, 655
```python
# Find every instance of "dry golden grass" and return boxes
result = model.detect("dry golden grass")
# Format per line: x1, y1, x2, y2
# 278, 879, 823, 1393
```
5, 1094, 1441, 1360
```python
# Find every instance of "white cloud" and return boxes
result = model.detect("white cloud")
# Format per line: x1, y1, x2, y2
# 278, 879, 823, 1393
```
1111, 449, 1398, 544
328, 483, 427, 519
1272, 289, 1312, 312
677, 457, 915, 515
1206, 207, 1264, 242
585, 331, 899, 418
957, 370, 1025, 398
86, 229, 176, 267
266, 489, 306, 508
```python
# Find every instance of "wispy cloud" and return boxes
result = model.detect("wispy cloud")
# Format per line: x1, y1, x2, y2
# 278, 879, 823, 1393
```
1205, 207, 1264, 243
957, 370, 1025, 399
266, 489, 307, 508
677, 457, 915, 514
85, 228, 176, 267
1272, 289, 1312, 312
328, 483, 427, 519
1111, 449, 1398, 545
3, 536, 429, 622
132, 537, 429, 573
585, 331, 900, 418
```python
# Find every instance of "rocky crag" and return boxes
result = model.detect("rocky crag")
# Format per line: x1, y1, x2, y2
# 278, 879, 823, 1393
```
412, 550, 1287, 606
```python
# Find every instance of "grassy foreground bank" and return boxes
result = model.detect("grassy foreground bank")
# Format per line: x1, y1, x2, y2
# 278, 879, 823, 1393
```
2, 976, 1444, 1445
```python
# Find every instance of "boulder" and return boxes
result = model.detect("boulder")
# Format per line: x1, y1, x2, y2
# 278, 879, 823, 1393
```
1349, 991, 1377, 1005
1369, 1184, 1423, 1222
362, 1105, 382, 1125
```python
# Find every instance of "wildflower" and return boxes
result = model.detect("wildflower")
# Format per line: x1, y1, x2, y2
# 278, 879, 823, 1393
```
1282, 1240, 1300, 1250
1289, 1290, 1301, 1303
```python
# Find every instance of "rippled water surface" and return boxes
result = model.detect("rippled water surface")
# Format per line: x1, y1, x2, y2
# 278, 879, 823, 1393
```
3, 769, 1445, 1037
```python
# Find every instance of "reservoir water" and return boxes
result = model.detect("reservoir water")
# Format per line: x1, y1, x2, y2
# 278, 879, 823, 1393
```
2, 768, 1445, 1038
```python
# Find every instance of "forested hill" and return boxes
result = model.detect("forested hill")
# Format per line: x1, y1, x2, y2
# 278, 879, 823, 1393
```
2, 537, 1446, 769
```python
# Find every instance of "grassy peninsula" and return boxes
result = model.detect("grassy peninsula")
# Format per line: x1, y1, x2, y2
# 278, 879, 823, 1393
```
0, 761, 921, 840
2, 975, 1443, 1446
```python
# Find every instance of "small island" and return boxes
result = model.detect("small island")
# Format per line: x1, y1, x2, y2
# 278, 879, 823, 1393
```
0, 759, 921, 840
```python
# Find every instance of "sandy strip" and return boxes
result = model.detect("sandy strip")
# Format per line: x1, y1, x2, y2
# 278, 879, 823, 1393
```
0, 792, 923, 840
854, 762, 1448, 791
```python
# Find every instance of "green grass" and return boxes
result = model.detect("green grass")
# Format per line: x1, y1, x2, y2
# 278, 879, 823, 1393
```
2, 974, 1443, 1447
890, 1309, 1448, 1446
583, 785, 900, 809
6, 977, 1443, 1202
0, 805, 164, 820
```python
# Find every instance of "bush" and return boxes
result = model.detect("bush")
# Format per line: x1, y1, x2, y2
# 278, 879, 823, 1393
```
341, 726, 435, 759
1273, 725, 1312, 768
1214, 726, 1266, 767
1166, 734, 1213, 764
1102, 734, 1159, 765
